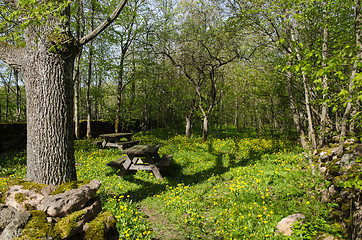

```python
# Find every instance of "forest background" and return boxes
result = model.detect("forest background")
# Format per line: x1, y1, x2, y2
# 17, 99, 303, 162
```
0, 0, 361, 150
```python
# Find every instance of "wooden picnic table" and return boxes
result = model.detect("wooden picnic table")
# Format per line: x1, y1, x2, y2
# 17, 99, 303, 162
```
106, 144, 173, 180
97, 132, 140, 149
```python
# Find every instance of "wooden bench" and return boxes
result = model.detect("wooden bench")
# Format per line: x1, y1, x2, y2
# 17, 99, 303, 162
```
157, 154, 173, 168
101, 139, 141, 150
106, 156, 128, 170
91, 140, 103, 146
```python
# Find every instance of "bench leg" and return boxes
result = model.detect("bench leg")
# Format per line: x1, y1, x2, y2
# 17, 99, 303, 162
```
150, 164, 163, 180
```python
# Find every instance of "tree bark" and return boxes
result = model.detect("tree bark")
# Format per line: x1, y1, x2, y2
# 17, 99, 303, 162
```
86, 42, 93, 138
290, 26, 317, 149
318, 0, 329, 148
0, 0, 128, 185
86, 1, 95, 138
339, 0, 361, 154
185, 114, 192, 138
74, 52, 82, 139
14, 68, 21, 121
286, 59, 307, 149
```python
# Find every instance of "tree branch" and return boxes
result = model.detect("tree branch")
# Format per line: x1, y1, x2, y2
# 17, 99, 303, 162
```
79, 0, 128, 46
0, 41, 24, 69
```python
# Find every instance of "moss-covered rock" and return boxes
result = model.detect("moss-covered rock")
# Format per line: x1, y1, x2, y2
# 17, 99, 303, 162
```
84, 211, 117, 240
7, 180, 47, 194
14, 210, 60, 240
51, 180, 91, 196
55, 210, 86, 239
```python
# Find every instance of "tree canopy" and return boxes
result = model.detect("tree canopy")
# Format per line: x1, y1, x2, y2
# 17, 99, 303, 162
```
0, 0, 361, 183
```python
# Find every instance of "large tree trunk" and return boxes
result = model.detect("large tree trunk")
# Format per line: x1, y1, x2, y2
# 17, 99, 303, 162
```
0, 0, 127, 185
23, 45, 77, 185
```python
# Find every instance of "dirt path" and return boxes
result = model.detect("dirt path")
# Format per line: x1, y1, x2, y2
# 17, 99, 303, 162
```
139, 205, 186, 240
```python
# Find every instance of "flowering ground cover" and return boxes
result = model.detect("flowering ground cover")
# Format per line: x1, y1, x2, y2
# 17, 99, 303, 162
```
0, 131, 344, 239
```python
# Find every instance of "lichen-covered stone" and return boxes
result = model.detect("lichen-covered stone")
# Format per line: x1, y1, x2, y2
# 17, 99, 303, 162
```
0, 211, 30, 240
0, 204, 18, 231
275, 213, 305, 236
5, 185, 46, 212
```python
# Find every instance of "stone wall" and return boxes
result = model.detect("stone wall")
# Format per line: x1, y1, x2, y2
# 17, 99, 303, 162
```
314, 138, 362, 240
0, 180, 118, 240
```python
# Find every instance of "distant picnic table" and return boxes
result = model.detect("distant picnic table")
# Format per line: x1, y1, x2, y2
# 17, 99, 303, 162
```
94, 132, 140, 150
106, 144, 173, 180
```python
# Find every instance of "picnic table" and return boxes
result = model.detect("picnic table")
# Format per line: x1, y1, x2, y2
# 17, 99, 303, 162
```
96, 132, 140, 150
106, 144, 173, 180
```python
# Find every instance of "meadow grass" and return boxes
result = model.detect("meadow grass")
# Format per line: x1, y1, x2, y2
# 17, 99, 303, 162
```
0, 131, 344, 239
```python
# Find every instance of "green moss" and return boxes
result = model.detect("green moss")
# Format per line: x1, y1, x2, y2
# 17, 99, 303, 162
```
46, 32, 78, 53
14, 192, 27, 203
7, 180, 47, 193
55, 210, 86, 238
84, 211, 116, 240
14, 210, 60, 240
51, 179, 91, 195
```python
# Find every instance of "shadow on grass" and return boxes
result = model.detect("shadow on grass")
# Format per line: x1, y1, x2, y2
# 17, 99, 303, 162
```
115, 140, 265, 203
0, 151, 26, 176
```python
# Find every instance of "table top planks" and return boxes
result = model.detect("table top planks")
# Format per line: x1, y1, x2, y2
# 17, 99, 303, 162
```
122, 145, 160, 155
99, 132, 134, 138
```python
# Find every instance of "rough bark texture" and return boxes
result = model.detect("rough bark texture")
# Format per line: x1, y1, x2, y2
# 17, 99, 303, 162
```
0, 0, 128, 185
185, 114, 192, 138
339, 0, 361, 155
23, 36, 78, 185
318, 0, 329, 148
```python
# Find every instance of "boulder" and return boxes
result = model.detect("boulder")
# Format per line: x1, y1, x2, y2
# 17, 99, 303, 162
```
83, 211, 119, 240
37, 180, 101, 217
5, 185, 46, 212
0, 204, 19, 232
0, 211, 30, 240
339, 154, 356, 168
354, 144, 362, 157
55, 197, 102, 239
276, 213, 305, 236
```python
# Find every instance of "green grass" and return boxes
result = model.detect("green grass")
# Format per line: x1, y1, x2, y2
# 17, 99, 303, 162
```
0, 131, 345, 239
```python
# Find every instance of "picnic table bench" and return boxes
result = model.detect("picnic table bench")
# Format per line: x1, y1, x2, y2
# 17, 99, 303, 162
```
106, 144, 173, 180
93, 133, 140, 150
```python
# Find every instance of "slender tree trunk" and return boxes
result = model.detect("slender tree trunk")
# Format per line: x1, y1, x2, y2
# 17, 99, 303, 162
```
14, 69, 21, 121
339, 0, 361, 154
74, 52, 82, 139
318, 0, 329, 148
202, 114, 208, 141
5, 72, 10, 121
286, 60, 307, 149
291, 26, 317, 149
115, 58, 125, 133
185, 114, 192, 138
74, 0, 84, 139
86, 42, 93, 138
